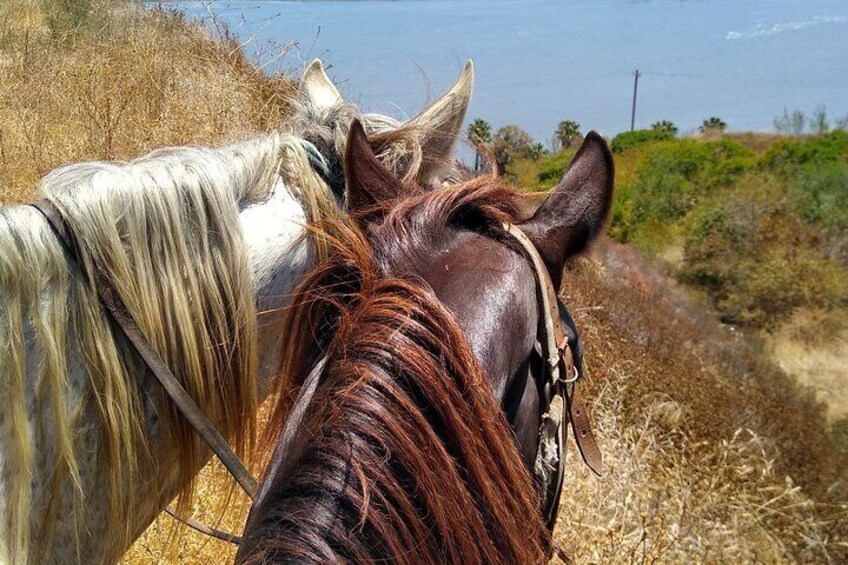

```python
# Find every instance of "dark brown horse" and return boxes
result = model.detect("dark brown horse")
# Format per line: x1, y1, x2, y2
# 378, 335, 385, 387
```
236, 121, 614, 563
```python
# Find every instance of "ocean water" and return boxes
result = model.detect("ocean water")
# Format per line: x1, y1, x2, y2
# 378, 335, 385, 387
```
169, 0, 848, 144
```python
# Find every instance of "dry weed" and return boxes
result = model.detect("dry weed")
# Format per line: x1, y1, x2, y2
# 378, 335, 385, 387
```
555, 368, 843, 564
552, 241, 847, 564
0, 0, 293, 205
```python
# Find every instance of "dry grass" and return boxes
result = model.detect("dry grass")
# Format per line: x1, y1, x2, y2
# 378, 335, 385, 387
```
0, 1, 289, 562
552, 241, 848, 564
0, 0, 293, 206
767, 317, 848, 422
556, 380, 839, 563
2, 3, 845, 563
122, 461, 249, 563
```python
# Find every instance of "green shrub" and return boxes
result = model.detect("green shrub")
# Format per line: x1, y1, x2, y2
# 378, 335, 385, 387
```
535, 148, 578, 188
631, 139, 753, 224
679, 175, 848, 327
608, 183, 635, 242
793, 162, 848, 229
520, 130, 847, 331
760, 130, 848, 173
610, 129, 672, 153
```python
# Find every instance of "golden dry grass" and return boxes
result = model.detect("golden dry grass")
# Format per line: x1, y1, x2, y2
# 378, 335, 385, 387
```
767, 319, 848, 422
551, 242, 848, 563
0, 2, 289, 562
2, 3, 846, 564
0, 0, 293, 206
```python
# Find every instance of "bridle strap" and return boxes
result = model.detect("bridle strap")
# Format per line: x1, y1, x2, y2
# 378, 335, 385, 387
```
502, 224, 567, 370
253, 357, 327, 506
501, 223, 602, 522
566, 387, 603, 475
164, 506, 242, 545
30, 200, 258, 500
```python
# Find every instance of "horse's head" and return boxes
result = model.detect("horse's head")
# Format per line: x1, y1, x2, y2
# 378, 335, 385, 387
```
241, 61, 473, 388
342, 118, 613, 490
239, 120, 613, 563
291, 59, 474, 196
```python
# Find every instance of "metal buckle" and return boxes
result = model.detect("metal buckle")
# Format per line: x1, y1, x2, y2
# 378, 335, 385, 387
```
561, 363, 580, 385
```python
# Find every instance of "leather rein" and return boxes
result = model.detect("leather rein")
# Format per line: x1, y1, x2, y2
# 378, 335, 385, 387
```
30, 200, 601, 546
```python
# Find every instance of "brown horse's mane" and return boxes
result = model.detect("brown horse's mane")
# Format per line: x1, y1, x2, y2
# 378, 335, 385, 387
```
247, 176, 549, 563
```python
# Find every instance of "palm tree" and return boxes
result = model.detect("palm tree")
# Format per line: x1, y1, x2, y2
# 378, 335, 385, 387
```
555, 120, 581, 150
699, 117, 727, 134
651, 120, 678, 136
468, 117, 493, 173
529, 142, 547, 161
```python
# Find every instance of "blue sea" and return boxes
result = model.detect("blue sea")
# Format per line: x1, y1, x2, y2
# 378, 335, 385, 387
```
168, 0, 848, 144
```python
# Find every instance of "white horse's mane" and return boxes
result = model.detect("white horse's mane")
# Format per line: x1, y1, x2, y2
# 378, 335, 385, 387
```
0, 131, 329, 564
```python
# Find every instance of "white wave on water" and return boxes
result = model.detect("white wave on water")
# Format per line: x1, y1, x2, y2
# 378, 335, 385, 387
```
726, 15, 847, 40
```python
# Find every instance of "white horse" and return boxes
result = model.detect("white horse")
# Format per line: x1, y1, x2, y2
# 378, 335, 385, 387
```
0, 59, 474, 565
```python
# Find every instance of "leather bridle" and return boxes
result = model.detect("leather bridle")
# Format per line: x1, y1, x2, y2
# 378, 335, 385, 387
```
502, 223, 602, 529
30, 199, 601, 546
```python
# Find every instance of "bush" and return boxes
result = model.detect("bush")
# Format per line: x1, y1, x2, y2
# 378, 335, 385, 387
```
726, 252, 847, 326
631, 139, 753, 224
520, 129, 846, 333
534, 148, 577, 187
794, 162, 848, 230
760, 130, 848, 173
610, 129, 672, 153
679, 175, 848, 327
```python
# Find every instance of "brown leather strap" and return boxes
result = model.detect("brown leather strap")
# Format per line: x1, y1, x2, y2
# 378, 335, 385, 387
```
503, 224, 567, 373
30, 200, 258, 499
165, 505, 242, 545
565, 386, 602, 476
561, 339, 602, 476
502, 222, 603, 481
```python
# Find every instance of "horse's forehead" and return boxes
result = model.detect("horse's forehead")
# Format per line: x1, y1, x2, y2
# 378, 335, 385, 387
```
398, 229, 539, 390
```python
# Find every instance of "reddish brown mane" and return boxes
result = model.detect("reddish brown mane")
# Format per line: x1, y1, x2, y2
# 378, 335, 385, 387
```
244, 176, 549, 563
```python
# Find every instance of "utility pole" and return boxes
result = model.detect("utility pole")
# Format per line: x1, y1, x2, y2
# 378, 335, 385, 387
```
630, 69, 641, 131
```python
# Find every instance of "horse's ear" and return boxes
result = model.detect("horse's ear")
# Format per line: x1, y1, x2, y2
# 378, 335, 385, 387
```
299, 59, 343, 110
399, 60, 474, 185
519, 131, 614, 288
344, 119, 405, 211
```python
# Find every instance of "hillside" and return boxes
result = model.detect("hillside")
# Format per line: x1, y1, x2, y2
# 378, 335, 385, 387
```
0, 0, 293, 204
1, 2, 846, 564
554, 241, 847, 562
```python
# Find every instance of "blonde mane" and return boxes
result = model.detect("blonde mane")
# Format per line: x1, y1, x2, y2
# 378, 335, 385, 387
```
0, 132, 333, 564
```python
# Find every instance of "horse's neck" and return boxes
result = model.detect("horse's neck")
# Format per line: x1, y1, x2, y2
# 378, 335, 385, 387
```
92, 178, 316, 559
92, 178, 316, 560
240, 176, 315, 393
